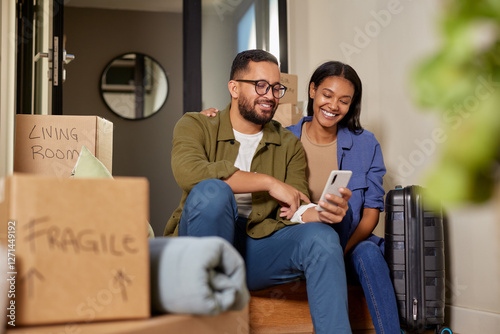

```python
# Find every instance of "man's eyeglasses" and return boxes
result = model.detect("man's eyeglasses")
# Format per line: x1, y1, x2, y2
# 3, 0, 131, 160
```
236, 80, 288, 99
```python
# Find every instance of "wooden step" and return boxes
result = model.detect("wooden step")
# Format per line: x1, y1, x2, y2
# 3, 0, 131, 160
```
249, 281, 374, 334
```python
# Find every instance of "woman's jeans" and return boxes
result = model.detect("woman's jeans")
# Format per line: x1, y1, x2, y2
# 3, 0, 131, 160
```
346, 240, 401, 334
179, 179, 352, 334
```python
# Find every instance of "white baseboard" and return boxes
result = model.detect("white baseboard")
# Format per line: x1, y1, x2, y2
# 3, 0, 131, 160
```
446, 305, 500, 334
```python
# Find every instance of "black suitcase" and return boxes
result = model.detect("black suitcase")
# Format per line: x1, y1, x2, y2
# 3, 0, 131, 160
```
384, 185, 452, 334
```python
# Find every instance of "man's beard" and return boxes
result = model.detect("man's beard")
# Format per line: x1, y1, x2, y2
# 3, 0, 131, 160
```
238, 96, 277, 125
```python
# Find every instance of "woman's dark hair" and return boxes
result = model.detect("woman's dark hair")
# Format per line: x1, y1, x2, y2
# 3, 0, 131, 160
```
307, 61, 363, 133
230, 49, 279, 80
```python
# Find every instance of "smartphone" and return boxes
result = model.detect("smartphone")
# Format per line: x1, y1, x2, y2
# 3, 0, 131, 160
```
316, 170, 352, 211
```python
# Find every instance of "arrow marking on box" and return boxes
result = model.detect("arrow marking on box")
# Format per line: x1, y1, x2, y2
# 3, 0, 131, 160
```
20, 267, 45, 299
113, 269, 132, 301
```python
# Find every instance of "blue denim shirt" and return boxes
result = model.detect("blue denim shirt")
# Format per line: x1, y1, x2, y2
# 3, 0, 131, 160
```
287, 117, 386, 245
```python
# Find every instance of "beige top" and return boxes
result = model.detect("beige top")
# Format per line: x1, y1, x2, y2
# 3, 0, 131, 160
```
300, 123, 338, 203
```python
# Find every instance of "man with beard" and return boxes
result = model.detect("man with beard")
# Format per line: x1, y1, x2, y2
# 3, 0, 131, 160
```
164, 49, 352, 333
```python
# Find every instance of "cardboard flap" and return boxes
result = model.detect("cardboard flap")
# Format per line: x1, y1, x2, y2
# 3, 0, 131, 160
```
96, 117, 114, 173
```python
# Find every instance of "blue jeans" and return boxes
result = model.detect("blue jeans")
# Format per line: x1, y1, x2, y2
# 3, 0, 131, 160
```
346, 240, 401, 334
179, 179, 352, 334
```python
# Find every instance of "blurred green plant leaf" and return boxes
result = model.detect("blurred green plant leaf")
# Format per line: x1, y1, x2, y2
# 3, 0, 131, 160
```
412, 0, 500, 207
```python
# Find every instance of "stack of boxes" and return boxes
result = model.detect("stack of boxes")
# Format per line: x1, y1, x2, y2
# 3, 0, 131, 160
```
1, 115, 150, 327
273, 73, 303, 127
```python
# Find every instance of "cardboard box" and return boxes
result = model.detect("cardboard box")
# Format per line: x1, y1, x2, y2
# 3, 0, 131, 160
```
279, 73, 298, 105
14, 115, 113, 178
0, 174, 150, 326
273, 103, 303, 128
3, 307, 249, 334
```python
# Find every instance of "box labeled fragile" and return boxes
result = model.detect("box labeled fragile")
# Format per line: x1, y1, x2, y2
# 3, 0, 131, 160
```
0, 174, 150, 326
279, 73, 298, 105
14, 115, 113, 177
273, 103, 303, 128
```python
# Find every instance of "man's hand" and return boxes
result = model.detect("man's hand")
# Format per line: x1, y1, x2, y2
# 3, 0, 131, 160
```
302, 187, 352, 224
268, 179, 310, 220
223, 171, 310, 220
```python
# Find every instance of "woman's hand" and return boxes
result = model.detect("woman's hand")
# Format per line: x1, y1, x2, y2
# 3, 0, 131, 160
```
200, 108, 219, 117
302, 187, 352, 224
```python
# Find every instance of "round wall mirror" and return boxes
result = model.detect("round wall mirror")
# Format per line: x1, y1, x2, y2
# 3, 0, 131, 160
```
100, 53, 168, 120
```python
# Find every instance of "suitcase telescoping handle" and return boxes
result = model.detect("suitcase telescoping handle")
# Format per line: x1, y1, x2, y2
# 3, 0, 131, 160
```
406, 186, 425, 329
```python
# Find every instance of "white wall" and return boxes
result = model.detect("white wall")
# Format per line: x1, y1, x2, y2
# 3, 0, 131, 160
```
288, 1, 500, 333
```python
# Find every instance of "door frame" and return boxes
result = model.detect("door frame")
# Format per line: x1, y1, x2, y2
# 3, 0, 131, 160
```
1, 0, 17, 177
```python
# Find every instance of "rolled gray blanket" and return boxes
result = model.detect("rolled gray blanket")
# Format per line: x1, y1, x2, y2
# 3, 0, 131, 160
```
149, 236, 249, 315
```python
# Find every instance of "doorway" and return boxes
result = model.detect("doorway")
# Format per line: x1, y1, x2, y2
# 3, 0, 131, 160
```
62, 3, 184, 237
183, 0, 288, 113
16, 0, 70, 115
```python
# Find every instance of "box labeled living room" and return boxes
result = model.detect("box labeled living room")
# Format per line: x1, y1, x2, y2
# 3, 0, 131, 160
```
14, 115, 113, 178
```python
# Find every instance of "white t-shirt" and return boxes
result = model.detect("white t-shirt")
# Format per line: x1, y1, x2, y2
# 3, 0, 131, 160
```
233, 129, 263, 218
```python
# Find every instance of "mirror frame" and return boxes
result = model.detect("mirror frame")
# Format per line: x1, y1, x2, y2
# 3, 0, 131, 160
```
99, 52, 169, 120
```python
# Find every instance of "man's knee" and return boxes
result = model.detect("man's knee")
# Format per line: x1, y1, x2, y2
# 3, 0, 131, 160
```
181, 179, 237, 239
186, 179, 234, 211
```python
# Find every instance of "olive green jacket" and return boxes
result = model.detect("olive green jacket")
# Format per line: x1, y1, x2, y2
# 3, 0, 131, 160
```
163, 105, 309, 239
